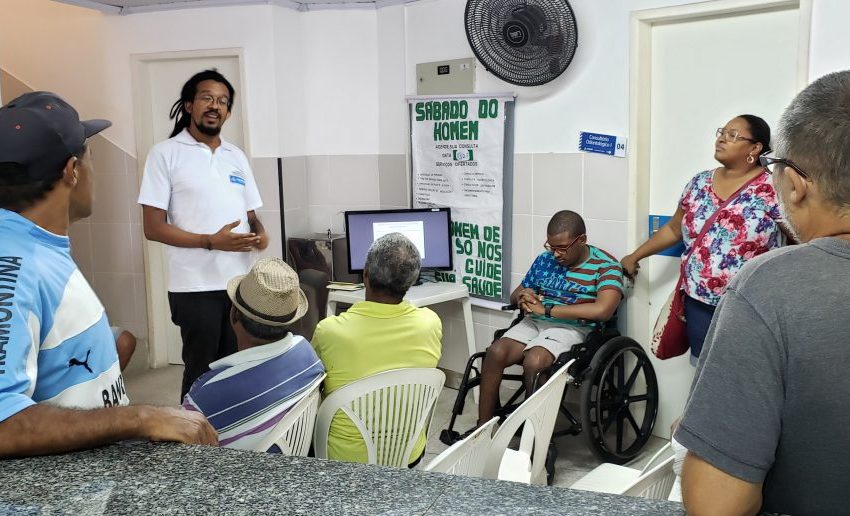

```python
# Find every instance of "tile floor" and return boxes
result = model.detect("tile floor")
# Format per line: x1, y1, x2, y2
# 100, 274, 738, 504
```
124, 357, 667, 489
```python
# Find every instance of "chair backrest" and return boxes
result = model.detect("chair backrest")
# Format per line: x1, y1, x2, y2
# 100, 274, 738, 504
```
313, 368, 445, 467
424, 417, 498, 476
482, 359, 574, 483
254, 373, 325, 456
639, 442, 673, 475
621, 454, 676, 499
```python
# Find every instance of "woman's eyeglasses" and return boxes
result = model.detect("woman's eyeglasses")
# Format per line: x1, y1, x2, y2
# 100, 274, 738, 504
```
759, 152, 810, 180
716, 128, 756, 144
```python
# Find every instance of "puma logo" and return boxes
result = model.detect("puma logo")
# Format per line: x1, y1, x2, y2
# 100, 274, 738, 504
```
68, 350, 93, 374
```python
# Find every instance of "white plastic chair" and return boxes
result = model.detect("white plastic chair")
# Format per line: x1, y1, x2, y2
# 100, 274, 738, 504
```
313, 368, 445, 467
570, 442, 675, 499
482, 360, 575, 485
253, 373, 326, 456
424, 417, 498, 476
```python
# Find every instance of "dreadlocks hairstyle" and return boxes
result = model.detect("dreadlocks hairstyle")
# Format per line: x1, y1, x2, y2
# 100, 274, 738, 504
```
168, 69, 236, 138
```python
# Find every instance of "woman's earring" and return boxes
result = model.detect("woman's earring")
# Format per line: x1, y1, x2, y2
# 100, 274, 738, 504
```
746, 154, 755, 164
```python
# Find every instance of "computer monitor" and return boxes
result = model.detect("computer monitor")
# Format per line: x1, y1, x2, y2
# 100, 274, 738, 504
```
345, 208, 453, 274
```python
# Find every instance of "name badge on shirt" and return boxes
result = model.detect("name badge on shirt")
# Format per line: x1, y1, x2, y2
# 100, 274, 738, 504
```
229, 174, 246, 186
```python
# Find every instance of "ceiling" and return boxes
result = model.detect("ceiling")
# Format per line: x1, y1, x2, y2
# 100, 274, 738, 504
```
56, 0, 413, 14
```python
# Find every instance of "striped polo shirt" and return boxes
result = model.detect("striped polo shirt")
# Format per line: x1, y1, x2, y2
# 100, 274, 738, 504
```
0, 209, 128, 424
183, 333, 325, 452
521, 245, 624, 327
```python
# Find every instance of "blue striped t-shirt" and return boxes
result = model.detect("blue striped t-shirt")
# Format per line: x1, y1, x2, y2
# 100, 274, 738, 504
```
0, 209, 128, 424
183, 333, 325, 451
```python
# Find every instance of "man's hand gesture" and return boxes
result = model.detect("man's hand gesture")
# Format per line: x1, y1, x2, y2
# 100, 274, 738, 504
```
209, 221, 261, 252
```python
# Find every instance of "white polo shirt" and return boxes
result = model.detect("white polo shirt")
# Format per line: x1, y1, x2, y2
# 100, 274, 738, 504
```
138, 129, 263, 292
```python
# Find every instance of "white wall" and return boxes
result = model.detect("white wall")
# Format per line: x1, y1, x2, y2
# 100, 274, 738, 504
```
274, 6, 307, 157
809, 0, 850, 80
377, 5, 408, 155
300, 10, 380, 156
401, 0, 749, 155
9, 0, 847, 159
2, 0, 282, 158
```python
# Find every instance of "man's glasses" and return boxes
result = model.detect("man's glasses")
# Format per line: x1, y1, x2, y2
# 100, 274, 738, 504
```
544, 234, 584, 255
759, 152, 810, 180
716, 128, 756, 144
194, 95, 231, 108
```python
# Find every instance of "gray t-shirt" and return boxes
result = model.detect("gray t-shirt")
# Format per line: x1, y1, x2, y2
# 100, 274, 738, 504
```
676, 237, 850, 514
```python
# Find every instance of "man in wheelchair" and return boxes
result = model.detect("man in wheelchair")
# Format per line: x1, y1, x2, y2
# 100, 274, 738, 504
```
478, 210, 625, 425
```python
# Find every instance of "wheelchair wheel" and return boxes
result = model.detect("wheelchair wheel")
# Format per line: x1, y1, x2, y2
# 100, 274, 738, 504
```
579, 336, 658, 464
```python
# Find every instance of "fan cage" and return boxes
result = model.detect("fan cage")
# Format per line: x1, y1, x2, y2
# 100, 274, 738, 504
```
465, 0, 579, 87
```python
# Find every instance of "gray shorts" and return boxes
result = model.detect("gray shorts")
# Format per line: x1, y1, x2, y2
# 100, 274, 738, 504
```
501, 317, 592, 358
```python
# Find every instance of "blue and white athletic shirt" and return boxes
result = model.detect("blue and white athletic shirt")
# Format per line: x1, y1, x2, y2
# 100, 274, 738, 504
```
0, 209, 128, 424
183, 334, 325, 452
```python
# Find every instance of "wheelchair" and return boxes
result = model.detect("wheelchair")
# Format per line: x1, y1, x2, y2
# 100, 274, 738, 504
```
439, 306, 659, 484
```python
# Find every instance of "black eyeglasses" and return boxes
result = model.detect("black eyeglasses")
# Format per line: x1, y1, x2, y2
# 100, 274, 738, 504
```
544, 234, 584, 255
759, 152, 810, 180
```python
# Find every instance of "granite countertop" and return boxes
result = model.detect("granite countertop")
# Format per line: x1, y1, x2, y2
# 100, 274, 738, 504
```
0, 442, 684, 515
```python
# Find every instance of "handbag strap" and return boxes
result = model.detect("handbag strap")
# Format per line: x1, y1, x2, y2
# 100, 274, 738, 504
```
677, 169, 764, 285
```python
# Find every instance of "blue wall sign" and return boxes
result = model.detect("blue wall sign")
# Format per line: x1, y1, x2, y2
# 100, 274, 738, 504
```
649, 215, 686, 258
579, 131, 627, 157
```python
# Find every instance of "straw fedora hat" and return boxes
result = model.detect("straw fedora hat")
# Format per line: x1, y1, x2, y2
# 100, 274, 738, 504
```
226, 257, 308, 327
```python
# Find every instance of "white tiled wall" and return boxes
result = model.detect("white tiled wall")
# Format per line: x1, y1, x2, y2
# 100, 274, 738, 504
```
69, 135, 148, 343
297, 153, 410, 236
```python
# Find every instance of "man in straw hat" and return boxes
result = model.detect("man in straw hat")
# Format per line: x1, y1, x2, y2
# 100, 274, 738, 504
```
183, 257, 325, 451
0, 92, 217, 457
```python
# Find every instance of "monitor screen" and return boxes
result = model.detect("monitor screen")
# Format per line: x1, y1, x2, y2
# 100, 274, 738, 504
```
345, 208, 453, 273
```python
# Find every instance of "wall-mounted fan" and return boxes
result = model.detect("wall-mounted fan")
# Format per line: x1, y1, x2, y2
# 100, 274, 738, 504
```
465, 0, 579, 87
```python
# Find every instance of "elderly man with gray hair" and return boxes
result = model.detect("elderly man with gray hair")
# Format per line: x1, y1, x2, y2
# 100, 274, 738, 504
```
312, 233, 442, 466
677, 70, 850, 515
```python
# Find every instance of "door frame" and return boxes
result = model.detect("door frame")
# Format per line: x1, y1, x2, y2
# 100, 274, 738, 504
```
625, 0, 811, 344
130, 48, 251, 368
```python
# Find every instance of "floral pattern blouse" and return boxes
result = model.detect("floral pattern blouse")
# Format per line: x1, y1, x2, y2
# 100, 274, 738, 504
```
679, 169, 783, 306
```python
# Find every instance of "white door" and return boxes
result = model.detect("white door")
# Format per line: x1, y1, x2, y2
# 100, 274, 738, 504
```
133, 53, 246, 366
632, 5, 802, 437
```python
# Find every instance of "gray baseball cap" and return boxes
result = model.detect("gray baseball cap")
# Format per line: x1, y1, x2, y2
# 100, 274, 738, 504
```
0, 92, 111, 185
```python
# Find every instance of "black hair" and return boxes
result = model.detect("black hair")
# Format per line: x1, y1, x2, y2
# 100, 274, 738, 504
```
0, 144, 86, 212
738, 114, 772, 155
234, 309, 291, 341
547, 210, 586, 237
168, 69, 236, 138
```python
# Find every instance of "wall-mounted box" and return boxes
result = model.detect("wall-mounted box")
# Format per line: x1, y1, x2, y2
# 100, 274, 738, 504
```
416, 58, 475, 95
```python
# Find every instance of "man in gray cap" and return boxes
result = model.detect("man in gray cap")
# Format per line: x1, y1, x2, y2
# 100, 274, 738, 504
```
0, 92, 217, 457
183, 257, 325, 452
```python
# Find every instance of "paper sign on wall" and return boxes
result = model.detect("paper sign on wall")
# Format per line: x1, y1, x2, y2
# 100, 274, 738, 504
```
408, 95, 513, 301
579, 131, 627, 158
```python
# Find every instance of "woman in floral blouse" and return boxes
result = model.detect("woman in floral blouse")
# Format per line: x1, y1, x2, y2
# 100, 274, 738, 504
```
621, 115, 791, 365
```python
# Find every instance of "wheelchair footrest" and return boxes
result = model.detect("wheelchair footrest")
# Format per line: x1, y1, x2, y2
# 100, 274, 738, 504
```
439, 429, 461, 446
554, 423, 582, 437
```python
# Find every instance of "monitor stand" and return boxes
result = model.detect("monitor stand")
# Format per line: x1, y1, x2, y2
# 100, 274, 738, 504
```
415, 270, 439, 286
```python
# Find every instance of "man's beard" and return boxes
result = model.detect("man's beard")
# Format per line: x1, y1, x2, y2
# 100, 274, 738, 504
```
193, 118, 222, 137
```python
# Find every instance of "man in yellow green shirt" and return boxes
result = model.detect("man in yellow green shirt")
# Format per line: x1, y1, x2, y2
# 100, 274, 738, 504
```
312, 233, 442, 465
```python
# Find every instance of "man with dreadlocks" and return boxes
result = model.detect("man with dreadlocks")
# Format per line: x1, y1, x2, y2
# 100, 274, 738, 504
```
138, 69, 268, 399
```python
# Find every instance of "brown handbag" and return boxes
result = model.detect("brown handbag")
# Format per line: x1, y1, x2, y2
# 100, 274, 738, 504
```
650, 172, 762, 359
